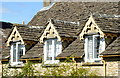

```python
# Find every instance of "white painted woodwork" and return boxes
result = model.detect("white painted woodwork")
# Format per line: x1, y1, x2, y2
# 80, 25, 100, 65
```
10, 42, 25, 66
7, 26, 24, 46
79, 15, 104, 40
40, 19, 61, 43
44, 39, 62, 64
85, 35, 105, 62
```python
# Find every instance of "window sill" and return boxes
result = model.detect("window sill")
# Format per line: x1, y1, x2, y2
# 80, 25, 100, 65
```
81, 62, 103, 66
8, 65, 24, 68
42, 60, 60, 67
44, 60, 59, 64
9, 63, 24, 68
42, 64, 59, 67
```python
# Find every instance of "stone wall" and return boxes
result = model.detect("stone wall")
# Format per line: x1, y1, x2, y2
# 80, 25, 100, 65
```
1, 61, 120, 77
118, 61, 120, 77
82, 65, 104, 76
0, 62, 2, 78
1, 63, 105, 76
2, 64, 22, 76
106, 61, 119, 76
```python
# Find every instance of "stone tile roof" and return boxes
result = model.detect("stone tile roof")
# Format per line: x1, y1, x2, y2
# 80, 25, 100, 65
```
27, 2, 119, 58
0, 22, 13, 39
28, 2, 119, 26
1, 2, 120, 60
0, 36, 10, 60
21, 18, 83, 59
1, 45, 10, 60
1, 24, 45, 60
16, 25, 45, 41
28, 2, 119, 34
21, 42, 43, 59
101, 37, 120, 55
0, 21, 13, 29
16, 17, 120, 59
57, 38, 84, 58
51, 19, 81, 38
93, 15, 120, 33
0, 22, 13, 60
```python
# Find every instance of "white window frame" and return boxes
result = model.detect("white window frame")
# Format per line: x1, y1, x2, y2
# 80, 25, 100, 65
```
85, 35, 105, 62
10, 42, 25, 66
44, 38, 62, 64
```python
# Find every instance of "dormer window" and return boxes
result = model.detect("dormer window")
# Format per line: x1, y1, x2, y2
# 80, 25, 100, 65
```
84, 35, 105, 62
44, 38, 62, 64
10, 42, 25, 66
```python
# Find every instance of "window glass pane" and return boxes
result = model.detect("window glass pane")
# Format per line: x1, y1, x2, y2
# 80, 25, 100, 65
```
13, 43, 16, 62
45, 39, 62, 62
94, 36, 100, 58
47, 40, 52, 60
55, 40, 61, 57
99, 38, 105, 53
85, 35, 102, 62
18, 44, 24, 62
11, 42, 25, 63
87, 36, 93, 60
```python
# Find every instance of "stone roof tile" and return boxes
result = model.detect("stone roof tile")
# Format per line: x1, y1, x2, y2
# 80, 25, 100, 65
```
58, 38, 84, 58
21, 42, 43, 59
101, 36, 120, 55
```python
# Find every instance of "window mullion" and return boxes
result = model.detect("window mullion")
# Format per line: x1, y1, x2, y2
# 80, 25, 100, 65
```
85, 37, 88, 62
52, 40, 55, 61
44, 41, 47, 62
93, 35, 95, 60
16, 43, 18, 62
44, 39, 61, 64
59, 41, 62, 55
100, 38, 105, 53
22, 45, 25, 55
11, 45, 13, 63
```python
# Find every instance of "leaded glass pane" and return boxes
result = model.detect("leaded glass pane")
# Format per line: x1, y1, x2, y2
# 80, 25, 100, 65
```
87, 36, 93, 60
47, 40, 52, 60
94, 36, 100, 58
13, 43, 16, 62
18, 44, 24, 62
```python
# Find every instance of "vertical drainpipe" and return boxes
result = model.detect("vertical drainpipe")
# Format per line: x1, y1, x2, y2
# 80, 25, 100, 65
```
102, 59, 106, 77
26, 59, 28, 63
72, 57, 77, 74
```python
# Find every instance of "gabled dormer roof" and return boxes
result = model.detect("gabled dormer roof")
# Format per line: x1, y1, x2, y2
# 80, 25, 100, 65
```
51, 19, 80, 37
2, 24, 45, 60
57, 14, 120, 58
79, 15, 105, 40
7, 26, 24, 46
80, 15, 120, 39
40, 18, 80, 42
16, 25, 45, 41
7, 25, 45, 46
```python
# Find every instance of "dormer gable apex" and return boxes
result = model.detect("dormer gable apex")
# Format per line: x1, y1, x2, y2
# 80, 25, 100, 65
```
79, 15, 104, 40
7, 26, 24, 46
40, 18, 61, 43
